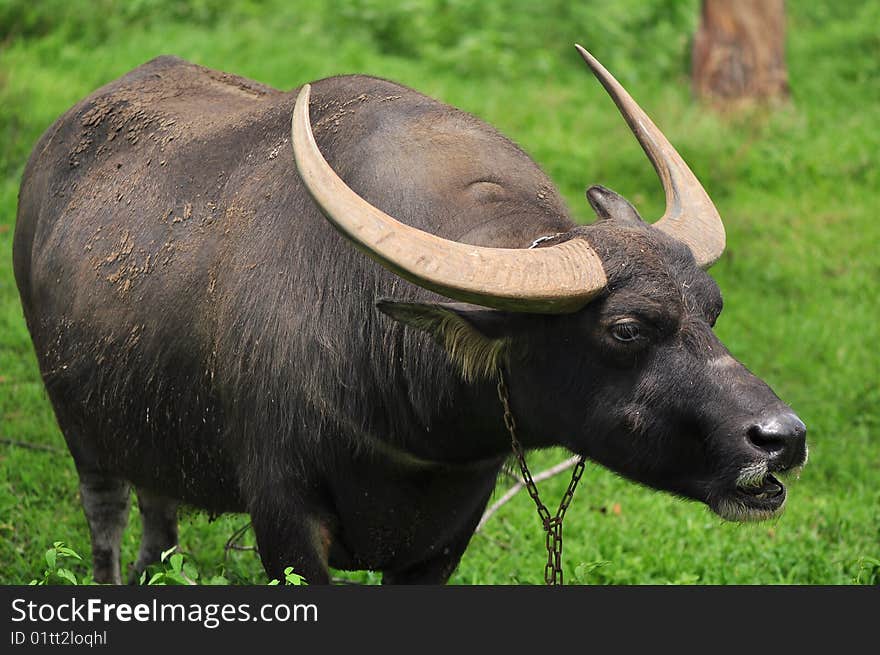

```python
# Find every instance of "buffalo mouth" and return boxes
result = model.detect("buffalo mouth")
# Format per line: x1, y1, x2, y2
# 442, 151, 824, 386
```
736, 472, 785, 505
710, 468, 792, 522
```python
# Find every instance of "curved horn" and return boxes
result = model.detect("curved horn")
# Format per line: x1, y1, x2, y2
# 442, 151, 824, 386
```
575, 44, 725, 267
291, 84, 607, 313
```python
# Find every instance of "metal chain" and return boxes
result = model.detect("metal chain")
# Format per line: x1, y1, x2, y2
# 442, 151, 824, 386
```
496, 370, 587, 585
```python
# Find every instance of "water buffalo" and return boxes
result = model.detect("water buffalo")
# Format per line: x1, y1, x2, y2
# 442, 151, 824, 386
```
13, 46, 807, 584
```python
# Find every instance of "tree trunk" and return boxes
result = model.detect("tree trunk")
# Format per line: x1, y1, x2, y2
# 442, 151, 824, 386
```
692, 0, 790, 107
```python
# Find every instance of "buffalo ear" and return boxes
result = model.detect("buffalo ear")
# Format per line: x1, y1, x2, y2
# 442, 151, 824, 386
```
376, 300, 514, 382
586, 184, 643, 224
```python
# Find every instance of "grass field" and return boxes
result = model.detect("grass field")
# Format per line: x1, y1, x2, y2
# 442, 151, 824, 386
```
1, 0, 878, 585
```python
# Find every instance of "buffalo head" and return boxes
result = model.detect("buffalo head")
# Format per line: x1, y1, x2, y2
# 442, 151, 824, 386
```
291, 46, 807, 522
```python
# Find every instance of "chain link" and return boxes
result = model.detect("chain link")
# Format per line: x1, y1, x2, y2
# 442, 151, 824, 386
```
497, 371, 586, 585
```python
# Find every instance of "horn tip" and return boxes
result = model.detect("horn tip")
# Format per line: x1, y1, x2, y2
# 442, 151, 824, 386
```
292, 84, 312, 134
573, 43, 595, 64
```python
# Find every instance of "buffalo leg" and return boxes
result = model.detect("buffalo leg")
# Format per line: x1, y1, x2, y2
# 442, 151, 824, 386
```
77, 470, 131, 584
128, 487, 179, 583
250, 500, 331, 585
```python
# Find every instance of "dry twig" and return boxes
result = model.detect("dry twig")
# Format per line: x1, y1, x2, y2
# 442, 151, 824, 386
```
224, 521, 257, 561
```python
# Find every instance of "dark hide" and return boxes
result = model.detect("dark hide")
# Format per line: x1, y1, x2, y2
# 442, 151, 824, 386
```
14, 57, 805, 584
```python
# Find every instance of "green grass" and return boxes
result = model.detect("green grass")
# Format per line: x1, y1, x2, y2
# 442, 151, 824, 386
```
1, 0, 877, 585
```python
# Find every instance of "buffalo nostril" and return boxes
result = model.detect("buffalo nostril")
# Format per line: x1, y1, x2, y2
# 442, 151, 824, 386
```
747, 424, 786, 457
746, 414, 807, 465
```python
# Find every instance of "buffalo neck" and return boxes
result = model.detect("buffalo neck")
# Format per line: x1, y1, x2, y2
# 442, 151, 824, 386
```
388, 369, 556, 466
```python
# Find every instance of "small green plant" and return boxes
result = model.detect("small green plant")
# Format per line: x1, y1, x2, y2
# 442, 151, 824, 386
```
268, 567, 308, 586
28, 540, 308, 585
142, 547, 201, 585
664, 572, 701, 585
142, 547, 231, 585
572, 559, 612, 585
852, 556, 880, 585
29, 542, 84, 585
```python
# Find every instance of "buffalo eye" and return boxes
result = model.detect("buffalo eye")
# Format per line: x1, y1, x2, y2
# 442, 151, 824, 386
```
611, 320, 641, 343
